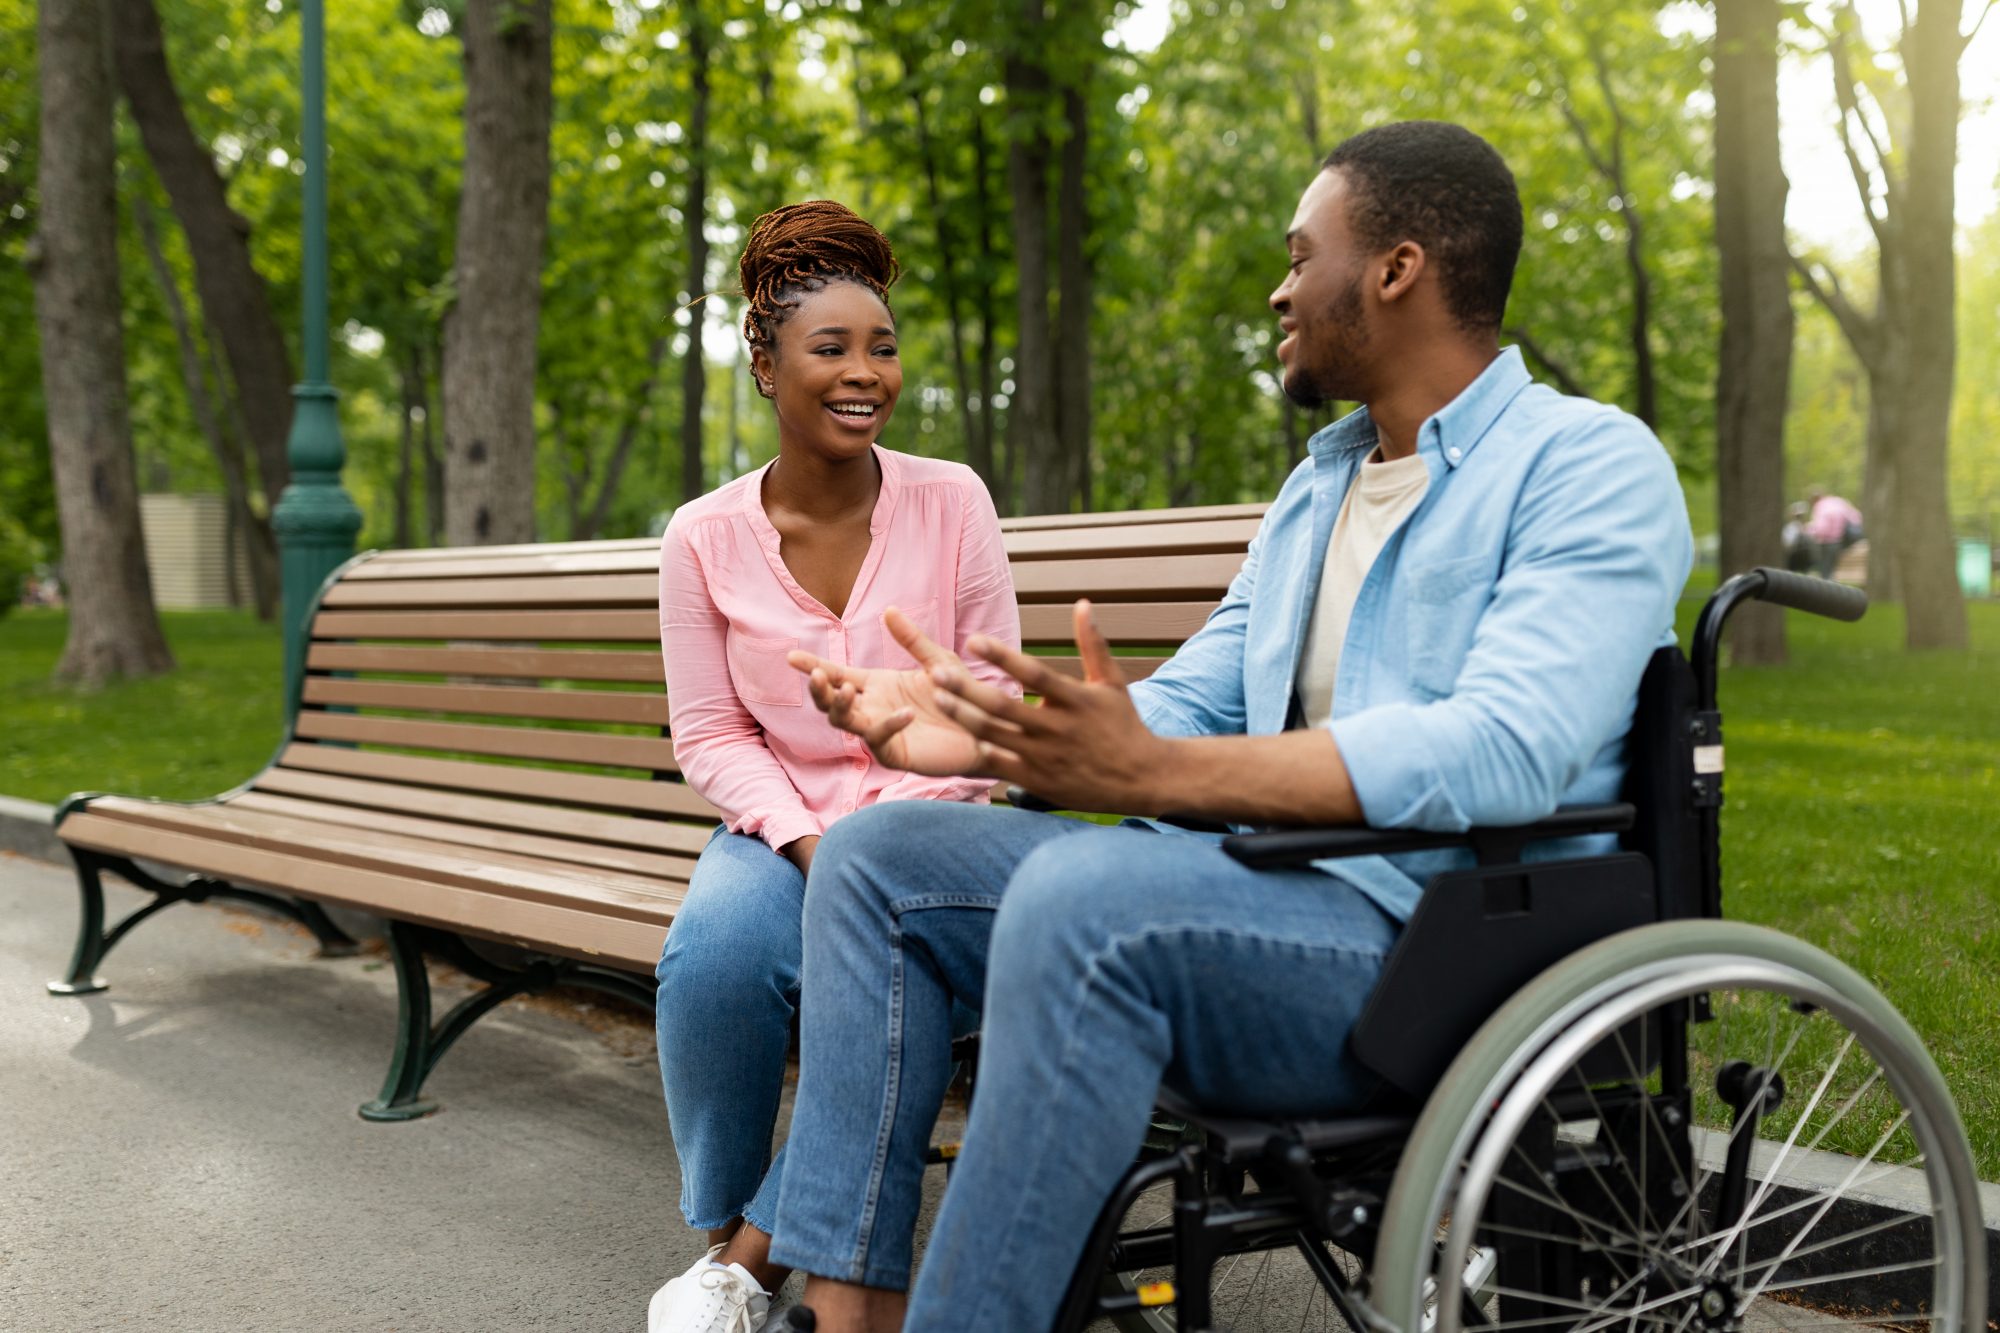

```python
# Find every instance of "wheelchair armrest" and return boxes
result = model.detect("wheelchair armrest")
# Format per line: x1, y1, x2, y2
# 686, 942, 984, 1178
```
1219, 802, 1636, 869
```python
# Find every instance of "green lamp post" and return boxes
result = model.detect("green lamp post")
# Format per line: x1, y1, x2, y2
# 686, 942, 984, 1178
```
271, 0, 362, 707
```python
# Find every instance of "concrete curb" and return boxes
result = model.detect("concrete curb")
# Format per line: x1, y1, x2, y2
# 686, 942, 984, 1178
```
0, 794, 64, 864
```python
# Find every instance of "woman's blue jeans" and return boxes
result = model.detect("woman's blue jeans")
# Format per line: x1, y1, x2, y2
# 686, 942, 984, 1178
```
655, 827, 803, 1234
768, 801, 1401, 1331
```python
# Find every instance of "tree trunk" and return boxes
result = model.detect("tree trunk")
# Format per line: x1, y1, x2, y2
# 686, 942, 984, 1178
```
31, 0, 174, 684
906, 55, 991, 492
1891, 0, 1967, 649
1712, 0, 1793, 664
133, 191, 278, 620
1796, 0, 1968, 649
1007, 0, 1061, 514
679, 6, 711, 507
395, 350, 421, 548
420, 342, 443, 546
110, 0, 292, 516
972, 110, 1006, 512
1056, 84, 1093, 512
441, 0, 552, 546
582, 328, 671, 539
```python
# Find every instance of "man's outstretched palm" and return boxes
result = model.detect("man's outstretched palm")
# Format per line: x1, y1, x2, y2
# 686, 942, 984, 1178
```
787, 608, 988, 777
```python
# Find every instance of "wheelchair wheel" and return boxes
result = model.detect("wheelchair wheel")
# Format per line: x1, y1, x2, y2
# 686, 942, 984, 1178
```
1372, 921, 1985, 1333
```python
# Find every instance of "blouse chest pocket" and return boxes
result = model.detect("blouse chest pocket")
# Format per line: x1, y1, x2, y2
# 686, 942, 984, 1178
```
1405, 555, 1493, 699
854, 598, 938, 670
726, 630, 802, 708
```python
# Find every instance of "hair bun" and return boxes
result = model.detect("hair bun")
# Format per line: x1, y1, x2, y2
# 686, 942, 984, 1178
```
739, 200, 898, 346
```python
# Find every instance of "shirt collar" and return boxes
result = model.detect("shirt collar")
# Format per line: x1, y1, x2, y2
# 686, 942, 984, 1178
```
1305, 346, 1533, 471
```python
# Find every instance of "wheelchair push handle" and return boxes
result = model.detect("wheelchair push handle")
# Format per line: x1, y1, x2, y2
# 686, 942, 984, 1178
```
1742, 566, 1868, 622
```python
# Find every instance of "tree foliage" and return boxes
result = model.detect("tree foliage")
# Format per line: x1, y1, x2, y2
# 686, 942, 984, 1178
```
0, 0, 1991, 628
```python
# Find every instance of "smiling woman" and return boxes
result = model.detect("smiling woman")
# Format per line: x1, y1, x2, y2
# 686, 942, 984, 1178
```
644, 202, 1023, 1333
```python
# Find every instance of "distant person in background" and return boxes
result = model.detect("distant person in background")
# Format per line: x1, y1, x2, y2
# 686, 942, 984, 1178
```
1805, 487, 1864, 579
1783, 502, 1814, 574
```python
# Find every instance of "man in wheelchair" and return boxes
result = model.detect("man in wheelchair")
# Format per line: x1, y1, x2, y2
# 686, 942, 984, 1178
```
763, 120, 1982, 1333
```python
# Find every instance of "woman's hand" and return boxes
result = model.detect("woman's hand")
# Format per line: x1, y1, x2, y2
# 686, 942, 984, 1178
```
780, 834, 820, 876
787, 607, 986, 777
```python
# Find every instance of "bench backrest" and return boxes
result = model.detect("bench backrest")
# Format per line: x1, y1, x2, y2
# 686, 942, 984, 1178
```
284, 503, 1264, 845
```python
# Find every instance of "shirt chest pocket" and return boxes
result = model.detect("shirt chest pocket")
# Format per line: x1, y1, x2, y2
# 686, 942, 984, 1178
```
1405, 555, 1492, 699
726, 630, 801, 708
852, 599, 938, 670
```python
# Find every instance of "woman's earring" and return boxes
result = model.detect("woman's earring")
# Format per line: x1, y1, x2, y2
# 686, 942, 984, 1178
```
757, 379, 774, 399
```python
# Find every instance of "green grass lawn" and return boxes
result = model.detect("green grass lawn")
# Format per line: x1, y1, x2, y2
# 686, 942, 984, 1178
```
3, 596, 1996, 1174
0, 608, 284, 806
1691, 594, 2000, 1177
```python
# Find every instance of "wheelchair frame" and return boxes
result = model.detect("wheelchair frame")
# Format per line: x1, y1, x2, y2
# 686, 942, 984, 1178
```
1034, 567, 1913, 1333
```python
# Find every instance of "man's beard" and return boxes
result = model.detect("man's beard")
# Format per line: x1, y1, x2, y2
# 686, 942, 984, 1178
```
1282, 276, 1368, 409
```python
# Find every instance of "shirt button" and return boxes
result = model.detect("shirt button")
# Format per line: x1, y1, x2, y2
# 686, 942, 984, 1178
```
1446, 447, 1462, 463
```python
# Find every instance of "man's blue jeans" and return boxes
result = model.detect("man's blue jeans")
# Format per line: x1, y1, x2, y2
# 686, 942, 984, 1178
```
769, 801, 1400, 1331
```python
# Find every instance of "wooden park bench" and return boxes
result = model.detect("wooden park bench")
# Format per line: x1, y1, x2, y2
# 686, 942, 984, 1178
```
48, 500, 1264, 1119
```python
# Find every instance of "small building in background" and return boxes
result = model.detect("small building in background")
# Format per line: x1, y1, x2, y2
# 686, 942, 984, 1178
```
140, 493, 244, 610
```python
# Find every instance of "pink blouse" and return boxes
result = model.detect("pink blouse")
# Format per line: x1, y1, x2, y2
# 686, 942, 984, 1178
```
659, 446, 1021, 853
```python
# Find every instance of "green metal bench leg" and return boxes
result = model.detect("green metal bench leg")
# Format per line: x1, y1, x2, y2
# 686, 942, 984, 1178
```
358, 922, 657, 1122
47, 849, 113, 995
361, 921, 443, 1121
49, 848, 363, 996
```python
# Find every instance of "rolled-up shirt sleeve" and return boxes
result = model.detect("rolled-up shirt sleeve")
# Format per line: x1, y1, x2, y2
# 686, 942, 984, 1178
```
877, 477, 1023, 805
1329, 419, 1691, 831
660, 519, 822, 851
1130, 517, 1260, 740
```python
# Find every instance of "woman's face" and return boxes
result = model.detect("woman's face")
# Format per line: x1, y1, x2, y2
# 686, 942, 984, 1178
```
753, 281, 901, 463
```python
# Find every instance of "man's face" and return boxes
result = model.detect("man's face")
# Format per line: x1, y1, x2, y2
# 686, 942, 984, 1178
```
1270, 169, 1372, 408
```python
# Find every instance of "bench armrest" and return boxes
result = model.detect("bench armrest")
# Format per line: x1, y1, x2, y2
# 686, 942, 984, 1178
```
1219, 803, 1636, 869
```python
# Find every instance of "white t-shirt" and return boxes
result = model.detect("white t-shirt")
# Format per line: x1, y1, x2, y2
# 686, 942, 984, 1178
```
1294, 448, 1431, 729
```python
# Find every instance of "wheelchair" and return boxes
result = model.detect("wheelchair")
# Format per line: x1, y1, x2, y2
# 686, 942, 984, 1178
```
1013, 569, 1985, 1333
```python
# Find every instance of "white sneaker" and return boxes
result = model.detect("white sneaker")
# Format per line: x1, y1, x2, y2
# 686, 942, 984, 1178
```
647, 1245, 773, 1333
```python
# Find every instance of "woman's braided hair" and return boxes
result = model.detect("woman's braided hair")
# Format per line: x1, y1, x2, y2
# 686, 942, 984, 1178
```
738, 200, 899, 351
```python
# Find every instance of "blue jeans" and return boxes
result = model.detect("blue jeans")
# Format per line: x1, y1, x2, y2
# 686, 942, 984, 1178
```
769, 802, 1400, 1330
656, 827, 802, 1233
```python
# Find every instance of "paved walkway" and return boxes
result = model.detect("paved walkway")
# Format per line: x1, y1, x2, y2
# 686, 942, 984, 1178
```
0, 851, 965, 1331
0, 851, 1904, 1332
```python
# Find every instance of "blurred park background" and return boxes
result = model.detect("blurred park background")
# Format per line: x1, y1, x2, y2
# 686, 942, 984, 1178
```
1, 0, 1997, 1168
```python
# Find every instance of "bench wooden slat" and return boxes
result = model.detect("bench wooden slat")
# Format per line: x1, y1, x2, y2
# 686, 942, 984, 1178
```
59, 811, 669, 970
276, 744, 717, 819
333, 516, 1263, 583
359, 537, 660, 563
997, 502, 1267, 531
86, 797, 693, 905
311, 609, 659, 642
250, 768, 714, 851
1004, 518, 1262, 561
293, 713, 680, 772
1039, 655, 1172, 681
301, 678, 671, 727
228, 792, 700, 877
343, 547, 663, 581
306, 643, 665, 683
1009, 552, 1245, 603
319, 573, 659, 610
1018, 601, 1218, 645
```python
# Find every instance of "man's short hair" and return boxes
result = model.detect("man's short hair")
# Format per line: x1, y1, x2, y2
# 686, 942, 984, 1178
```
1322, 121, 1523, 332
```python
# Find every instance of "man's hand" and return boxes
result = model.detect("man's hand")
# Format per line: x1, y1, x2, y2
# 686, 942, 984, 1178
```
788, 607, 987, 776
929, 600, 1174, 815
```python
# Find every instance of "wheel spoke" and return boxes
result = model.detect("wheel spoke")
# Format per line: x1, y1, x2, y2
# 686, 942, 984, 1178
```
1731, 1109, 1913, 1305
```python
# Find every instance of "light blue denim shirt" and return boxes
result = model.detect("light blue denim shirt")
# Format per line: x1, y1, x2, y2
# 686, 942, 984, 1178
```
1129, 347, 1693, 922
